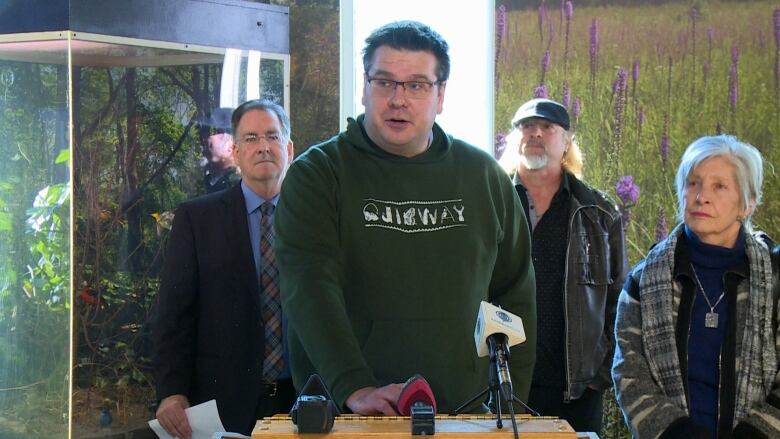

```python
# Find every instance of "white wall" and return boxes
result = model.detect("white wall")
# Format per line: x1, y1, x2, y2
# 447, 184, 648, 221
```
340, 0, 495, 153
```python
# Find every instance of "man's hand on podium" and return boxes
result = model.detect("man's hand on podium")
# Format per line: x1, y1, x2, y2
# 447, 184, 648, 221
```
345, 384, 404, 416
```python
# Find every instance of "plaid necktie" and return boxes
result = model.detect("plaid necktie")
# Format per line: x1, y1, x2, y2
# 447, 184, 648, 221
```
259, 201, 283, 381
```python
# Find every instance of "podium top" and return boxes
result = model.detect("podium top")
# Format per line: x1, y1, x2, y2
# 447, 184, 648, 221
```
252, 414, 578, 438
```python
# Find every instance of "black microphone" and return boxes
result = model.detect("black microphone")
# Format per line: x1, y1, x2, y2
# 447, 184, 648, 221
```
289, 374, 339, 433
488, 334, 513, 401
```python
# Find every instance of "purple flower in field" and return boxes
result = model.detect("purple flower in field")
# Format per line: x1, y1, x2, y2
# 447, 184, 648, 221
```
689, 5, 699, 21
563, 1, 573, 73
728, 48, 740, 128
615, 175, 640, 206
774, 8, 780, 90
538, 2, 546, 43
688, 6, 699, 98
562, 81, 571, 108
497, 5, 506, 38
617, 70, 628, 97
731, 45, 740, 65
616, 175, 640, 229
613, 69, 628, 141
632, 61, 640, 84
729, 63, 738, 111
547, 13, 555, 47
495, 4, 506, 91
655, 208, 668, 241
661, 126, 670, 167
540, 50, 551, 85
611, 69, 628, 178
638, 108, 645, 135
560, 0, 564, 23
666, 56, 673, 107
496, 5, 506, 63
533, 84, 549, 99
631, 60, 640, 101
589, 19, 598, 92
774, 7, 780, 47
572, 97, 581, 121
495, 131, 507, 160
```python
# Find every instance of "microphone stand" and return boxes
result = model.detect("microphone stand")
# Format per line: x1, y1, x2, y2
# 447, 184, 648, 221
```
492, 336, 539, 418
450, 335, 539, 439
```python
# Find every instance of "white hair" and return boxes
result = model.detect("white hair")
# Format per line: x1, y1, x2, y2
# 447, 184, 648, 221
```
675, 134, 764, 232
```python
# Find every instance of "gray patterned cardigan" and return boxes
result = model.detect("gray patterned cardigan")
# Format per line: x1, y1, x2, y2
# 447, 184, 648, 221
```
612, 224, 780, 438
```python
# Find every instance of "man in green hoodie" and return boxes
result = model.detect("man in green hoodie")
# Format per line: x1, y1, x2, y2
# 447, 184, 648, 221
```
275, 21, 536, 416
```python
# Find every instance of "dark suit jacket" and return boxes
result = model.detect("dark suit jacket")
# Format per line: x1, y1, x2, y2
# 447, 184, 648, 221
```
153, 184, 267, 434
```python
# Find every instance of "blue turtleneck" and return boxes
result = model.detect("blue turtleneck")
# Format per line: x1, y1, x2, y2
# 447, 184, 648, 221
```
684, 225, 746, 437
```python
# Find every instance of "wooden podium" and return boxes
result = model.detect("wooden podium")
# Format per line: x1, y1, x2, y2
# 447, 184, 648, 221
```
252, 414, 577, 438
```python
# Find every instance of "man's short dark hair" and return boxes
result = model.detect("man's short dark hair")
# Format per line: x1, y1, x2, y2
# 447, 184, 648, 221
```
362, 21, 450, 82
231, 99, 291, 142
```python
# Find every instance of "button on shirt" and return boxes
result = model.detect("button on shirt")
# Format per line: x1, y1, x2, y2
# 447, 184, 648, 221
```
241, 181, 291, 379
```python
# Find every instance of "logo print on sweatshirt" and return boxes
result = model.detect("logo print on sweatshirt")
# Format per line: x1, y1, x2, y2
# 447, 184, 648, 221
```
362, 198, 466, 233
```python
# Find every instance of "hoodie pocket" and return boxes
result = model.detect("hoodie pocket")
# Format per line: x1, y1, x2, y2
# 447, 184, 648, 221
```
361, 318, 476, 382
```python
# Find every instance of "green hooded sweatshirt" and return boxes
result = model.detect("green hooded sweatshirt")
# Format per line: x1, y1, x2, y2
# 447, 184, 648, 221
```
275, 116, 536, 412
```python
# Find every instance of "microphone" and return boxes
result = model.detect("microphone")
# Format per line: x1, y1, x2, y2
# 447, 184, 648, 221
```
488, 334, 513, 400
290, 374, 339, 433
473, 301, 526, 400
474, 301, 526, 357
397, 374, 436, 435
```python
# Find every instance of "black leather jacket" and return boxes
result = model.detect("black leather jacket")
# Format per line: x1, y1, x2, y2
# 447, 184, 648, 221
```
515, 172, 627, 401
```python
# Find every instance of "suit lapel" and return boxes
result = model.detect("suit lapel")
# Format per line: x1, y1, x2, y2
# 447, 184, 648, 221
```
221, 185, 262, 310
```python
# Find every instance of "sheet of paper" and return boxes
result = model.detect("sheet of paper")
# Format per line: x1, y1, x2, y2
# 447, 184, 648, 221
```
148, 399, 249, 439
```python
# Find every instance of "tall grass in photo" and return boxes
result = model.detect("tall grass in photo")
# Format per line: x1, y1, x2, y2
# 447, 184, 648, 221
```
495, 2, 780, 436
496, 0, 779, 265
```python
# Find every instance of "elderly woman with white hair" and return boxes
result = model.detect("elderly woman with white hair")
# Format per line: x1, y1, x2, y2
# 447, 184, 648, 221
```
612, 135, 779, 438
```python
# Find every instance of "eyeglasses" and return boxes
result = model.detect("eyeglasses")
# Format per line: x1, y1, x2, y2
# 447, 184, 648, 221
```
366, 77, 440, 99
237, 133, 283, 148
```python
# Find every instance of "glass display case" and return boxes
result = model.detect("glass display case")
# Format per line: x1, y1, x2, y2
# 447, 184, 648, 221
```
0, 1, 289, 436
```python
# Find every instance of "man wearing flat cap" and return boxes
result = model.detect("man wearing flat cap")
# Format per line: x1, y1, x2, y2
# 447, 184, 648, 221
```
499, 98, 627, 434
199, 107, 240, 193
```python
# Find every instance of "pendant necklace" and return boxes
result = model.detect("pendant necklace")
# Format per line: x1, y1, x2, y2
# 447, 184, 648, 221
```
690, 264, 726, 329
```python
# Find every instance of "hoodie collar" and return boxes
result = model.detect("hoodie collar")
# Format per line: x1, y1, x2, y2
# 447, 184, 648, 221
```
343, 114, 451, 162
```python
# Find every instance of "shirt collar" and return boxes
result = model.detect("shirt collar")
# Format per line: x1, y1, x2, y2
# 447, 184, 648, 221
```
513, 171, 571, 197
240, 181, 279, 214
560, 171, 572, 196
673, 228, 749, 281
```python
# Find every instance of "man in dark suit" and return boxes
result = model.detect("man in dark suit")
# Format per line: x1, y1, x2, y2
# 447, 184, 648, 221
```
152, 99, 295, 438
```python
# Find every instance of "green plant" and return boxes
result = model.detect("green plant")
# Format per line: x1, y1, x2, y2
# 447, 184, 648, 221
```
0, 150, 70, 437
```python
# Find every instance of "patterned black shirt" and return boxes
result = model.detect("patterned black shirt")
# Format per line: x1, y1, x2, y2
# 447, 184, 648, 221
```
516, 175, 571, 389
